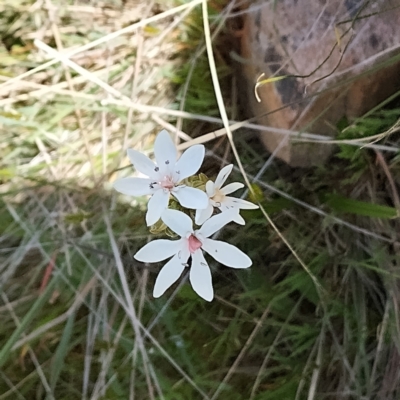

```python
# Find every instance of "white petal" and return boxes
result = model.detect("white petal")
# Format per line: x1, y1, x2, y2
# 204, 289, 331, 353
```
197, 209, 237, 238
146, 189, 170, 226
127, 148, 159, 179
114, 177, 154, 197
233, 212, 245, 225
190, 251, 213, 301
173, 186, 209, 210
134, 239, 184, 262
153, 130, 177, 175
195, 203, 214, 225
153, 253, 189, 298
224, 197, 259, 210
215, 164, 233, 189
161, 209, 193, 237
205, 181, 215, 197
174, 145, 205, 181
221, 182, 244, 195
217, 207, 245, 225
201, 238, 252, 269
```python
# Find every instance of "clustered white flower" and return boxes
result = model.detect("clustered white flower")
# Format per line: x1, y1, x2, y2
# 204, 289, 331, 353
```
114, 130, 258, 301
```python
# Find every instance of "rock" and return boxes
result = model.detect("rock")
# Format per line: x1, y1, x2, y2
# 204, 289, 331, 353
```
239, 0, 400, 166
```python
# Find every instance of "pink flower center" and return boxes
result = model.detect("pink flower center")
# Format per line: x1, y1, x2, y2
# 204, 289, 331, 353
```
188, 234, 202, 253
160, 175, 175, 190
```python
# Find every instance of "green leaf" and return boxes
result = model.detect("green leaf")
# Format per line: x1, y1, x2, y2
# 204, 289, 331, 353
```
64, 211, 94, 224
0, 276, 57, 368
324, 194, 398, 218
0, 168, 15, 180
261, 197, 293, 214
50, 312, 76, 392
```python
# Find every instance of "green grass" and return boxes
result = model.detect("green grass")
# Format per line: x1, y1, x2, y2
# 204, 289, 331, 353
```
1, 0, 400, 399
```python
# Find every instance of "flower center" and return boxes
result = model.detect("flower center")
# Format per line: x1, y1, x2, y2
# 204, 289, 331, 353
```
160, 175, 175, 190
211, 189, 225, 204
188, 234, 202, 253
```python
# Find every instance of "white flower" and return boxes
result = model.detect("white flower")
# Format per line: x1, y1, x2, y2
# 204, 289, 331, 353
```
195, 164, 259, 226
113, 130, 208, 226
134, 209, 252, 301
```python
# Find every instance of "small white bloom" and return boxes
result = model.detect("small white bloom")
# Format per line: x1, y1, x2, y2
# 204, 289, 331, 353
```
195, 164, 259, 226
113, 130, 208, 226
134, 209, 252, 301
